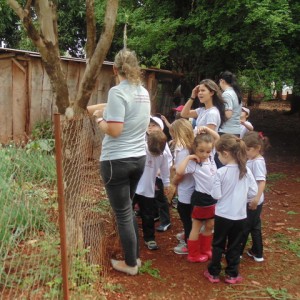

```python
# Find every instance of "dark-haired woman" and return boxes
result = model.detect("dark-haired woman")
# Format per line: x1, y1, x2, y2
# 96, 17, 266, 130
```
215, 71, 243, 168
180, 79, 226, 132
218, 71, 242, 136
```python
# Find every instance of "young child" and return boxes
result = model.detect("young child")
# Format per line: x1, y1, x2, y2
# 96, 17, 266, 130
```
148, 116, 173, 232
170, 119, 195, 254
176, 128, 219, 263
240, 107, 254, 138
133, 130, 170, 250
204, 134, 258, 284
240, 131, 270, 262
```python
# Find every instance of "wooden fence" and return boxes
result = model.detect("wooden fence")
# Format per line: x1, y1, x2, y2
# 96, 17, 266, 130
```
0, 48, 182, 143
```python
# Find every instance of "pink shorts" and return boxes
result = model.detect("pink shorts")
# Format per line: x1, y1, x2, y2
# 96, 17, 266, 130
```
192, 205, 215, 220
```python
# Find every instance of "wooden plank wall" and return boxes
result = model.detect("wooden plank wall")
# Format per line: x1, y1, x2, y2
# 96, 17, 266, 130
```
0, 56, 114, 143
12, 58, 28, 142
0, 59, 13, 143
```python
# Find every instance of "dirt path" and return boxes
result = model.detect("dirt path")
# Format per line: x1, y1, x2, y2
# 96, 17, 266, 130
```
101, 101, 300, 300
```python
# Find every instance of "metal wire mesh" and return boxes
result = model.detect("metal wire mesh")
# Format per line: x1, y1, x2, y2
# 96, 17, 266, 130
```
0, 113, 116, 299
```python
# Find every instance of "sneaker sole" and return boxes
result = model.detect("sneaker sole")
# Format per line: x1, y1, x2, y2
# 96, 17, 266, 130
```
247, 251, 264, 262
225, 277, 243, 284
173, 250, 188, 255
203, 270, 220, 283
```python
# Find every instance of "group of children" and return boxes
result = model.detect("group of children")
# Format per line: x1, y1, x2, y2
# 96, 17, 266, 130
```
132, 106, 270, 284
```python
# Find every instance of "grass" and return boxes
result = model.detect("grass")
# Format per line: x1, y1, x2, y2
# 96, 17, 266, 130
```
224, 285, 297, 300
0, 145, 57, 258
265, 172, 287, 192
272, 233, 300, 258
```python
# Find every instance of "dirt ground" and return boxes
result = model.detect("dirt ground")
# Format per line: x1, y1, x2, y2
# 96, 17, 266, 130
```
101, 101, 300, 300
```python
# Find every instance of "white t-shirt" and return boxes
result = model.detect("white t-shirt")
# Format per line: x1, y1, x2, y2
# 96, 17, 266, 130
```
195, 107, 221, 132
174, 146, 195, 204
211, 165, 258, 220
135, 146, 170, 198
247, 157, 267, 205
240, 121, 253, 138
101, 80, 151, 161
184, 154, 217, 195
219, 87, 242, 135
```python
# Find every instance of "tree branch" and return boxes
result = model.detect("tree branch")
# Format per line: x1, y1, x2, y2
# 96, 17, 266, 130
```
76, 0, 119, 110
8, 0, 70, 114
86, 0, 96, 59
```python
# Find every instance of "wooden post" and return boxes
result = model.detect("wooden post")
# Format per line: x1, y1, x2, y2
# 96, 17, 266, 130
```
54, 113, 70, 300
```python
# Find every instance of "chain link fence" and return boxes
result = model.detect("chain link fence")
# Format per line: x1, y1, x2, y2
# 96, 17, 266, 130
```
0, 113, 116, 299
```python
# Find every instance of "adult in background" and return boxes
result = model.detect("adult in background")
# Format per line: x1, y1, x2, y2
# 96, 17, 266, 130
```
215, 71, 243, 168
89, 49, 151, 275
218, 71, 242, 136
180, 79, 225, 132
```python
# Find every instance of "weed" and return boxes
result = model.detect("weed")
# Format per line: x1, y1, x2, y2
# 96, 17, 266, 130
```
272, 233, 300, 258
31, 120, 54, 140
103, 282, 124, 293
286, 211, 298, 215
266, 287, 294, 299
267, 173, 287, 182
139, 260, 162, 280
287, 227, 300, 232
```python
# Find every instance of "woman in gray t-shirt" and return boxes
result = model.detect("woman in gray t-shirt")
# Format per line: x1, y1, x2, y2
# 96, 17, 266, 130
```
218, 71, 242, 136
90, 49, 150, 275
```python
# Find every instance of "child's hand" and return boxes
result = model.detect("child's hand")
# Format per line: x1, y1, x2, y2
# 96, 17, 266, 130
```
189, 154, 200, 163
196, 126, 208, 134
161, 115, 167, 122
249, 198, 259, 210
191, 85, 200, 98
164, 187, 170, 196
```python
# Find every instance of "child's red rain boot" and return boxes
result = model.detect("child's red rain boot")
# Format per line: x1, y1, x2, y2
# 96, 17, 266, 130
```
187, 239, 208, 263
200, 234, 213, 259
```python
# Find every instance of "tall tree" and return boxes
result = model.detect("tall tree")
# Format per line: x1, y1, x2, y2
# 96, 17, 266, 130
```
6, 0, 119, 115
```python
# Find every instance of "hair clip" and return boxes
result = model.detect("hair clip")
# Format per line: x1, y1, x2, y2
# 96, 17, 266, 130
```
258, 132, 265, 140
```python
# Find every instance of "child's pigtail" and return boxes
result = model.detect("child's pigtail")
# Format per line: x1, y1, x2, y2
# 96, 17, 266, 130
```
235, 138, 247, 179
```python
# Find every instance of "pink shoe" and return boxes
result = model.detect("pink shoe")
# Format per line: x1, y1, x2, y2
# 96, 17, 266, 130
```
225, 274, 243, 284
204, 270, 220, 283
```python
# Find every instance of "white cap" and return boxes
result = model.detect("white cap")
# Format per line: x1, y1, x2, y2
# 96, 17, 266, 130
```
242, 107, 250, 116
150, 116, 164, 130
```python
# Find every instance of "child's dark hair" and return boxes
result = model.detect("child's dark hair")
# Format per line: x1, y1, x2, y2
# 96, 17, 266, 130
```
243, 131, 271, 155
219, 71, 243, 104
192, 133, 215, 154
147, 130, 167, 156
215, 134, 247, 179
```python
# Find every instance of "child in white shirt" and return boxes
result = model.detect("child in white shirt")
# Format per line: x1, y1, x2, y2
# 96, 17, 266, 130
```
240, 131, 270, 262
240, 107, 254, 138
204, 134, 258, 284
134, 130, 170, 250
170, 118, 195, 254
177, 128, 219, 263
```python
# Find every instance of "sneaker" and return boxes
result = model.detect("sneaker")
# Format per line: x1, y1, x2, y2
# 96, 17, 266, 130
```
247, 249, 264, 262
156, 223, 171, 232
176, 231, 185, 242
111, 259, 138, 276
174, 242, 188, 255
144, 240, 159, 250
203, 270, 220, 283
154, 216, 160, 222
171, 196, 178, 209
225, 274, 243, 284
